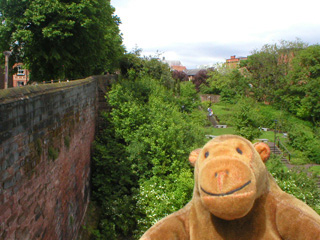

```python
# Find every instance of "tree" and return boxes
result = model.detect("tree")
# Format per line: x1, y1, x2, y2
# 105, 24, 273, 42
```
245, 39, 307, 103
91, 57, 206, 239
205, 66, 250, 103
282, 45, 320, 124
281, 45, 320, 125
172, 70, 188, 82
0, 0, 124, 81
192, 69, 208, 91
231, 98, 261, 141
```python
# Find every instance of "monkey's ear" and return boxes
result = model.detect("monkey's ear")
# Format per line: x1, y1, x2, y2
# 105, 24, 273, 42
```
189, 148, 201, 167
254, 142, 271, 163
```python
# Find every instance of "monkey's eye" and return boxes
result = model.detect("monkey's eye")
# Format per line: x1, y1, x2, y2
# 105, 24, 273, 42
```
205, 151, 209, 158
236, 148, 243, 155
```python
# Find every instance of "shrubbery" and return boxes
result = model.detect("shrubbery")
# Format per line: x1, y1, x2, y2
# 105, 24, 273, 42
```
266, 155, 320, 213
91, 58, 206, 239
286, 124, 320, 163
212, 100, 320, 164
133, 170, 194, 237
231, 98, 261, 141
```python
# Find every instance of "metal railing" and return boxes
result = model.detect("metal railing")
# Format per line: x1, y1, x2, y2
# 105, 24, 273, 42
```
275, 136, 291, 162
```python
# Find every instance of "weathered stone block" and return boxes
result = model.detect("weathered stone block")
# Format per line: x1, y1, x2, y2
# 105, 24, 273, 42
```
3, 176, 15, 190
0, 76, 104, 240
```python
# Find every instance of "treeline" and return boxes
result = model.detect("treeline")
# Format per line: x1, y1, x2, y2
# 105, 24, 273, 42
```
91, 54, 207, 239
201, 40, 320, 163
0, 0, 124, 81
203, 39, 320, 125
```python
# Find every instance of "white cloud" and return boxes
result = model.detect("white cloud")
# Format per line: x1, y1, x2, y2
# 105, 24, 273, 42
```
112, 0, 320, 68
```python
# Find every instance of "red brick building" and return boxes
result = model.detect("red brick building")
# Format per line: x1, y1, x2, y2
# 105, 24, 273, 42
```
226, 55, 248, 68
0, 63, 29, 89
171, 65, 187, 72
12, 63, 29, 87
164, 60, 187, 72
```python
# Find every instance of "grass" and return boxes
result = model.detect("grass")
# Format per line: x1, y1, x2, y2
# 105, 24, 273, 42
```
309, 165, 320, 175
204, 123, 287, 142
205, 101, 318, 166
204, 126, 235, 136
211, 103, 233, 125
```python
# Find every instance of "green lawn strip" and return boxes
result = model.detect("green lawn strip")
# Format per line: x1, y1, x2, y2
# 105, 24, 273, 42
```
206, 101, 313, 165
309, 165, 320, 176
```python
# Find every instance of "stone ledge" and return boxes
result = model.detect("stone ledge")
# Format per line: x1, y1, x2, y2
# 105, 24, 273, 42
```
0, 78, 96, 104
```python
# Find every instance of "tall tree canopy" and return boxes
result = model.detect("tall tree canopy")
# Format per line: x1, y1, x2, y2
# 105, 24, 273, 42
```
282, 45, 320, 124
0, 0, 124, 81
244, 39, 307, 103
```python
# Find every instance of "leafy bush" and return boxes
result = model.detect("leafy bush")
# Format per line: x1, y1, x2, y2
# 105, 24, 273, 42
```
287, 124, 320, 163
266, 155, 320, 213
92, 112, 138, 239
231, 98, 261, 141
178, 81, 201, 113
133, 170, 194, 238
91, 60, 206, 239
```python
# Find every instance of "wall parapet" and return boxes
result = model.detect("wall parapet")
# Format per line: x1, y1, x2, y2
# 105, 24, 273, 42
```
0, 78, 95, 104
0, 76, 110, 239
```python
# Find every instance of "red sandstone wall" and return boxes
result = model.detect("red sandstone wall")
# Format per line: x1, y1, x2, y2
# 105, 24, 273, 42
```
0, 78, 99, 239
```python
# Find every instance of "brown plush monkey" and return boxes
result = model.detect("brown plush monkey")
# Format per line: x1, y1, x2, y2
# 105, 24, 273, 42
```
140, 135, 320, 240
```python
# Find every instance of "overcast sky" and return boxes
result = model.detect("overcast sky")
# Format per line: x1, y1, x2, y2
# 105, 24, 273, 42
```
111, 0, 320, 69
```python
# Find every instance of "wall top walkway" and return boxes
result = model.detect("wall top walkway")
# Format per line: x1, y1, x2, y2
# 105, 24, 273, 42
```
0, 77, 96, 104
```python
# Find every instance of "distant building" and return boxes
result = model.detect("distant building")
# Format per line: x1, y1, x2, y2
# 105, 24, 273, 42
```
186, 69, 201, 81
0, 63, 29, 89
163, 60, 187, 72
226, 55, 247, 68
12, 63, 29, 87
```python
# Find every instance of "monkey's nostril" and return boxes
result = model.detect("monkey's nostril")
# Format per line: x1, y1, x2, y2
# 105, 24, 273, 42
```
214, 171, 228, 178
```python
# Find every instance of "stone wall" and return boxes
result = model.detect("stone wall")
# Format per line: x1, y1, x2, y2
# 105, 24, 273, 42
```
0, 77, 103, 239
200, 94, 220, 104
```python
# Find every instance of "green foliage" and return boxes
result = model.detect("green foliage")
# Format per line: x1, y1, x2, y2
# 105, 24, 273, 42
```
245, 39, 307, 103
143, 57, 174, 89
119, 52, 143, 77
287, 123, 320, 163
92, 111, 138, 239
210, 102, 233, 125
91, 57, 206, 239
242, 40, 320, 126
119, 50, 174, 90
281, 45, 320, 124
134, 170, 194, 237
231, 98, 261, 141
109, 76, 205, 179
64, 135, 70, 149
205, 67, 250, 103
309, 165, 320, 175
192, 69, 208, 91
48, 146, 59, 160
178, 81, 201, 113
266, 155, 320, 213
0, 0, 124, 81
254, 104, 289, 131
212, 101, 320, 164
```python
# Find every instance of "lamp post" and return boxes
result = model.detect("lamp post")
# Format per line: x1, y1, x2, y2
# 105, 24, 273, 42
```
3, 51, 11, 89
274, 119, 277, 151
